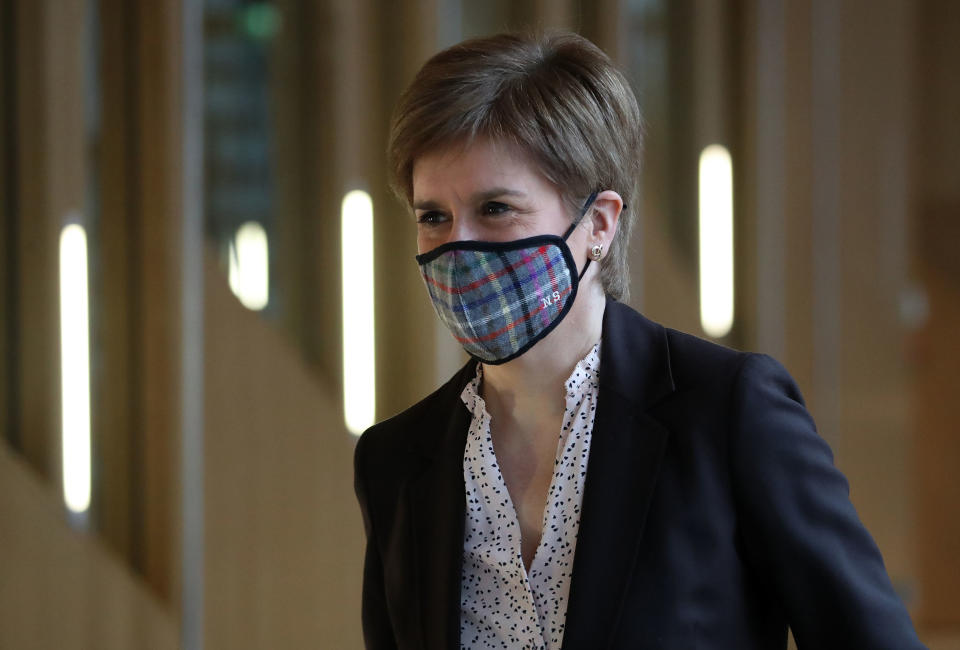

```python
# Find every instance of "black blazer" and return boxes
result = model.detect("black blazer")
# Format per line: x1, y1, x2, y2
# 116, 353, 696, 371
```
354, 299, 925, 649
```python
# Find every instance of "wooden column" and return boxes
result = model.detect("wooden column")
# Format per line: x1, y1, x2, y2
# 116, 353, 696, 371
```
270, 0, 310, 364
94, 0, 140, 568
14, 0, 88, 487
0, 0, 13, 449
133, 0, 183, 604
913, 0, 960, 630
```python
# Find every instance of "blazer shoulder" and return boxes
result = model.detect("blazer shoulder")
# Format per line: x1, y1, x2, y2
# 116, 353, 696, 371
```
600, 298, 754, 404
662, 325, 751, 391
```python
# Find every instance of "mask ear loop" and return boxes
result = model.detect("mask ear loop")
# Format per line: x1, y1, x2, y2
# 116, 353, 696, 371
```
562, 191, 599, 280
562, 191, 599, 240
578, 258, 592, 281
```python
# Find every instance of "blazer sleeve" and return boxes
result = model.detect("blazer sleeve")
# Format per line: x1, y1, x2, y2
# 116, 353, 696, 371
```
729, 354, 926, 649
354, 431, 399, 650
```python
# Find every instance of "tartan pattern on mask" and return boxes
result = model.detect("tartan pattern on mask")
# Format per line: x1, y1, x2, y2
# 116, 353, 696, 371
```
420, 242, 574, 363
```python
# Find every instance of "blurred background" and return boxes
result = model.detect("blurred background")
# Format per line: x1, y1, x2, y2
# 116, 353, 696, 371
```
1, 0, 958, 648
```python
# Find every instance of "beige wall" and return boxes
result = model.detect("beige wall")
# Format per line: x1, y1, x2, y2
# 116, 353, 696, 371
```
0, 444, 177, 650
204, 255, 364, 649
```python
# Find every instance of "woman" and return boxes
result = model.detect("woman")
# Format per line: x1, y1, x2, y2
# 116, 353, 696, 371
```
354, 32, 924, 649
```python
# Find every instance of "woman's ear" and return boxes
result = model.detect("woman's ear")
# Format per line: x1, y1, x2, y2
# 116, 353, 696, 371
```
586, 190, 623, 254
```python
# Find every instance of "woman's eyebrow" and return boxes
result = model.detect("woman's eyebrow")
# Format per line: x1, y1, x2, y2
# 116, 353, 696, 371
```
473, 188, 526, 202
413, 188, 526, 211
412, 199, 442, 211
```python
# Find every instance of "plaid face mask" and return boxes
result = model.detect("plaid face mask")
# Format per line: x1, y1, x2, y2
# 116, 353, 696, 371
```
415, 193, 597, 365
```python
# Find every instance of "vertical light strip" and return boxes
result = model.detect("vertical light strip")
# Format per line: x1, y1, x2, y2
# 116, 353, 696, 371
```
228, 221, 269, 311
699, 144, 734, 338
342, 190, 375, 435
59, 224, 92, 513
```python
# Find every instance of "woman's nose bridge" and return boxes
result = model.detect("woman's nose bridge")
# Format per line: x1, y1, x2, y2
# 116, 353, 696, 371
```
448, 212, 476, 241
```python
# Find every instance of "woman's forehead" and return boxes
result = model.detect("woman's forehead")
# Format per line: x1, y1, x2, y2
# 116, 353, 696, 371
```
412, 138, 552, 200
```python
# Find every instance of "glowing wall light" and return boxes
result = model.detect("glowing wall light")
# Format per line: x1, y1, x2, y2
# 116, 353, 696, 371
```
59, 224, 91, 514
699, 144, 734, 338
228, 221, 269, 311
341, 190, 375, 435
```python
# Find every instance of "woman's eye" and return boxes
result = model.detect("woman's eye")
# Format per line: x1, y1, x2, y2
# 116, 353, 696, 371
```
482, 202, 511, 216
416, 211, 446, 225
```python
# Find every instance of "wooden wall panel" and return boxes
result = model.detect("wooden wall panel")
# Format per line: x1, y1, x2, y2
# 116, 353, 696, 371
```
829, 0, 915, 603
0, 443, 177, 650
740, 0, 959, 640
204, 255, 363, 649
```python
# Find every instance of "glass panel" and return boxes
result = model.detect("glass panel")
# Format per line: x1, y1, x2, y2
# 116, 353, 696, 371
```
204, 0, 281, 316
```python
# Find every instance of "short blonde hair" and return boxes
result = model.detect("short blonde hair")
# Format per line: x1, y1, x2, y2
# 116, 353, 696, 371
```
389, 31, 644, 300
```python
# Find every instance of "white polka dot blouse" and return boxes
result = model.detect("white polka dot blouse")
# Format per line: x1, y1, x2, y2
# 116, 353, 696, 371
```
459, 341, 601, 650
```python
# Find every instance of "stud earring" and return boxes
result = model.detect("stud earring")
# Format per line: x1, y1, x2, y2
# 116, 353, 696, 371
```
590, 244, 603, 261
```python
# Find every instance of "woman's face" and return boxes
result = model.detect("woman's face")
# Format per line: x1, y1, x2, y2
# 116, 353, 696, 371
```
412, 138, 577, 255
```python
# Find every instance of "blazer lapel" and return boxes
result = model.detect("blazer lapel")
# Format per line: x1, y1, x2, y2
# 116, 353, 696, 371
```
563, 299, 676, 649
407, 363, 474, 650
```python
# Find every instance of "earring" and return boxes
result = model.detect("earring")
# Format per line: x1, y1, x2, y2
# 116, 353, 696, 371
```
590, 244, 603, 261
